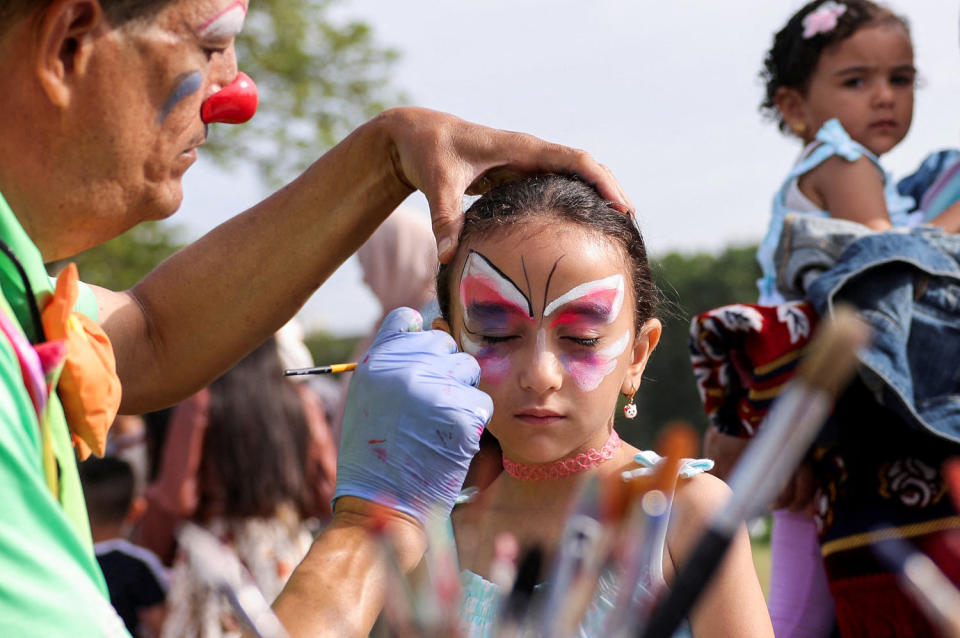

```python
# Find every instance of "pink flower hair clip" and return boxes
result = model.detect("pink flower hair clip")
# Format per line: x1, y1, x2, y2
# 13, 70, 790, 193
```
802, 1, 847, 39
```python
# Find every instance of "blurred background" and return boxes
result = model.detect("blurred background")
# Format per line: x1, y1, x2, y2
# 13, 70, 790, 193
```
70, 0, 960, 449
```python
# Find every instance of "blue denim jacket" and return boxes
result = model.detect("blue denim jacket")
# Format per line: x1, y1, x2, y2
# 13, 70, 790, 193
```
776, 216, 960, 443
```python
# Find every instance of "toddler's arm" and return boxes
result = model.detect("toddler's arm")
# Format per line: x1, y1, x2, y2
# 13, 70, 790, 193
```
799, 155, 893, 230
667, 474, 774, 638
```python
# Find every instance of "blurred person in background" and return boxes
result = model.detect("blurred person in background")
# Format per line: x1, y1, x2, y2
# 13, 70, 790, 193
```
153, 336, 333, 636
80, 456, 168, 637
331, 206, 439, 443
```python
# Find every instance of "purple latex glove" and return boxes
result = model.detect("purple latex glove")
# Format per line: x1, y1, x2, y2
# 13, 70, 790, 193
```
333, 307, 492, 524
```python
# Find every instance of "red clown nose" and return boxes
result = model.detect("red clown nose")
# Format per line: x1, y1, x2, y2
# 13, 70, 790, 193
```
201, 71, 259, 124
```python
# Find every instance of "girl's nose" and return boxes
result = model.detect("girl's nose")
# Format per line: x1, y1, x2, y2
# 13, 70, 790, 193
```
201, 71, 259, 124
873, 80, 895, 107
519, 330, 564, 393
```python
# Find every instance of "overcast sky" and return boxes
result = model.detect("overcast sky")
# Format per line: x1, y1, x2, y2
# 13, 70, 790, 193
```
174, 1, 960, 336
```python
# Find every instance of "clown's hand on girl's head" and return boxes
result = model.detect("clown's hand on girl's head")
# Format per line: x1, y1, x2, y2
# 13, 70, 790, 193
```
334, 307, 492, 525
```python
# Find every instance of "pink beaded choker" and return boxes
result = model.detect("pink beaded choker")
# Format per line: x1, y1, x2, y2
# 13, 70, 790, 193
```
502, 430, 622, 480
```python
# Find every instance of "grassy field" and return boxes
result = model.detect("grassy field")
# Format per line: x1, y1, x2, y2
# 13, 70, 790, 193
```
752, 538, 772, 598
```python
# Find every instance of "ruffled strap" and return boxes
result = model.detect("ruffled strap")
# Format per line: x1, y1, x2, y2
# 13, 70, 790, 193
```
815, 119, 865, 162
622, 450, 714, 481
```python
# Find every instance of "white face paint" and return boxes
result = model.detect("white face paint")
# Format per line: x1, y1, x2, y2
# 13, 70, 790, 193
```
543, 274, 624, 322
198, 1, 247, 38
459, 250, 533, 323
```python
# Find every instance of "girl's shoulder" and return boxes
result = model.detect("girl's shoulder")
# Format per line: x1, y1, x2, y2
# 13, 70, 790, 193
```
662, 472, 732, 584
672, 471, 732, 526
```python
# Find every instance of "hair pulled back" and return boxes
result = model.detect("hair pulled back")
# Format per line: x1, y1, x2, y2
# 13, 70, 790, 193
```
436, 175, 658, 333
760, 0, 909, 132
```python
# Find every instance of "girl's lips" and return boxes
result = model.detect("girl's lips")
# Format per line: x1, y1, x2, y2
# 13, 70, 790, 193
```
515, 409, 564, 425
869, 119, 898, 129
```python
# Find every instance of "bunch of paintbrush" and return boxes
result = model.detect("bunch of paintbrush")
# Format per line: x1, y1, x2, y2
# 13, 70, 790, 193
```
537, 422, 699, 638
637, 307, 870, 638
368, 508, 465, 638
365, 422, 710, 638
603, 424, 698, 637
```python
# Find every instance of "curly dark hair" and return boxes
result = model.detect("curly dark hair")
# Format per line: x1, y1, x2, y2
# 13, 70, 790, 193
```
436, 175, 659, 333
760, 0, 909, 133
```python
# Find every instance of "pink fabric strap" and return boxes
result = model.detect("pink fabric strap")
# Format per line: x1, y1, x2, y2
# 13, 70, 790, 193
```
503, 430, 622, 480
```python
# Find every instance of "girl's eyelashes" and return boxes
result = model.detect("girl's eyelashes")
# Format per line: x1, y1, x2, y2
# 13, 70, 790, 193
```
479, 335, 518, 345
564, 336, 601, 347
841, 76, 865, 88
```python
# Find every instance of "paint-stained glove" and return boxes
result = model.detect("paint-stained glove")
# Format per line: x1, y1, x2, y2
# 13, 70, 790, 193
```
333, 307, 492, 524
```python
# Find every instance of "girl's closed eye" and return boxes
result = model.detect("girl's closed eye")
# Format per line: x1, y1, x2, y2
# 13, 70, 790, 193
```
565, 336, 601, 348
479, 334, 518, 345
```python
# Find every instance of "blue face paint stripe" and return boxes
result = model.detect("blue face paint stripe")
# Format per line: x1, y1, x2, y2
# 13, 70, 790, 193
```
158, 70, 203, 123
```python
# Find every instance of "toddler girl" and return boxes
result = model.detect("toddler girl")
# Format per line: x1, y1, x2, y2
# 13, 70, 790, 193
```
756, 2, 923, 637
434, 176, 773, 637
757, 0, 917, 304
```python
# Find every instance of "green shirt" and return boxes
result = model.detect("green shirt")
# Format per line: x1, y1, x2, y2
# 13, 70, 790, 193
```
0, 192, 128, 636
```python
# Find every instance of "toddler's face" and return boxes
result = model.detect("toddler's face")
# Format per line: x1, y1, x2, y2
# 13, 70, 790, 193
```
794, 23, 914, 156
440, 220, 658, 465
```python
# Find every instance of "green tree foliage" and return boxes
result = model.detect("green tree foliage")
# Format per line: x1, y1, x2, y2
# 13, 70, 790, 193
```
51, 223, 185, 291
56, 2, 400, 288
203, 0, 404, 186
617, 244, 761, 449
303, 331, 360, 373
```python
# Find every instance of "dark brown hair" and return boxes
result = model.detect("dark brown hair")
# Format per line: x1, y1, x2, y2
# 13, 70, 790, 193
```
436, 175, 659, 333
200, 337, 313, 520
0, 1, 174, 35
760, 0, 910, 132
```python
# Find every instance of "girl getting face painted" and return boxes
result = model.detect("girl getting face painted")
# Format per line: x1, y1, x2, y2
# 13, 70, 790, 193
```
434, 176, 773, 638
436, 175, 661, 466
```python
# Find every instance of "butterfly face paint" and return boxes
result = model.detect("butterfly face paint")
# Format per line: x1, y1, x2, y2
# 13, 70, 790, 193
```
459, 251, 534, 384
543, 274, 629, 391
458, 250, 630, 391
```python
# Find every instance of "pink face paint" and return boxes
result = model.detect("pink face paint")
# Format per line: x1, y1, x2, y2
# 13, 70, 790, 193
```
544, 274, 624, 323
460, 251, 533, 326
544, 275, 628, 392
198, 1, 247, 38
559, 330, 631, 392
458, 251, 534, 384
460, 331, 511, 384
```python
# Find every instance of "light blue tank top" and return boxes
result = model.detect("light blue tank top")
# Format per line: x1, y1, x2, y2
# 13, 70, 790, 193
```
756, 118, 917, 304
451, 451, 713, 638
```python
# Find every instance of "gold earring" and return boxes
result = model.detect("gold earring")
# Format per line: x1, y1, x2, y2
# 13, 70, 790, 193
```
790, 121, 807, 136
623, 385, 638, 419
